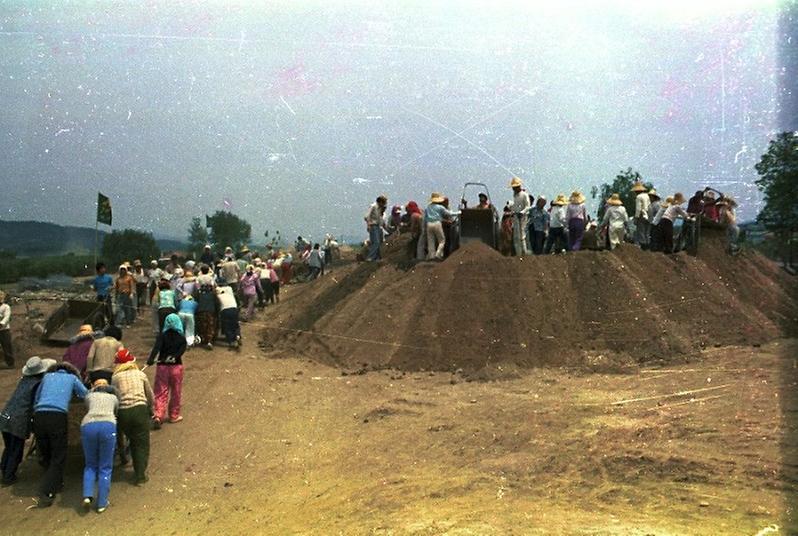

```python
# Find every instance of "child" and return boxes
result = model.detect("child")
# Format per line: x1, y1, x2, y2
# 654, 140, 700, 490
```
0, 291, 13, 368
147, 314, 187, 427
177, 295, 198, 346
81, 379, 118, 513
0, 357, 56, 485
216, 286, 241, 349
33, 362, 88, 507
112, 348, 153, 485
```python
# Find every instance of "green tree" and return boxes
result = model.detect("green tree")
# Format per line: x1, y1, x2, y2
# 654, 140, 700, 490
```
207, 211, 251, 252
101, 229, 160, 267
594, 167, 652, 221
187, 217, 209, 259
755, 132, 798, 266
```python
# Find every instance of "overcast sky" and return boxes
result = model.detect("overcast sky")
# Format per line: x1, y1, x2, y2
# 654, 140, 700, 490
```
0, 1, 791, 243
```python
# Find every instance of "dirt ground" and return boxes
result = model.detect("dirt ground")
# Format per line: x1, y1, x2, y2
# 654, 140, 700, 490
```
0, 294, 796, 535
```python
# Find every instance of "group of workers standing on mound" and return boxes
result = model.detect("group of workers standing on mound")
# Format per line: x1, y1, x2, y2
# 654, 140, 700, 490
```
363, 178, 740, 262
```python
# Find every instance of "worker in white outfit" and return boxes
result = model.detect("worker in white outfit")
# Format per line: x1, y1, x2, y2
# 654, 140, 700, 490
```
509, 177, 530, 256
601, 193, 630, 250
632, 181, 651, 249
424, 192, 458, 261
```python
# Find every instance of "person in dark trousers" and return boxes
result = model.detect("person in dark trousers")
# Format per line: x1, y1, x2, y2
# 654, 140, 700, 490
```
0, 291, 13, 368
0, 357, 55, 485
91, 263, 114, 325
32, 361, 88, 507
147, 314, 187, 427
112, 349, 153, 485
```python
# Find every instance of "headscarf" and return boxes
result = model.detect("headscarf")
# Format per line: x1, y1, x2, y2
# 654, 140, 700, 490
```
406, 201, 421, 215
162, 313, 184, 335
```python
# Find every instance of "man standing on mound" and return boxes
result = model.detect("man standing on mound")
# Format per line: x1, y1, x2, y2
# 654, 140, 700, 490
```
510, 177, 530, 256
364, 195, 389, 262
632, 181, 651, 249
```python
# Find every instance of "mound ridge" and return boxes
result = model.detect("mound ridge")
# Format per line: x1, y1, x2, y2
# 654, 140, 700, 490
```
260, 231, 798, 373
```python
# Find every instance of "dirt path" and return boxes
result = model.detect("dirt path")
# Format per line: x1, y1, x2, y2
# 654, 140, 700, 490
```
0, 304, 794, 535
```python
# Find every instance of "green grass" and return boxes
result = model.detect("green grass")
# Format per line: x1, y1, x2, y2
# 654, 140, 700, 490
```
0, 253, 95, 284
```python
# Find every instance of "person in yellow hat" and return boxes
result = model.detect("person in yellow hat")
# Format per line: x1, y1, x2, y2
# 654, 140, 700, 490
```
544, 194, 568, 253
424, 193, 458, 260
566, 191, 587, 251
600, 193, 630, 250
631, 181, 651, 249
509, 177, 530, 256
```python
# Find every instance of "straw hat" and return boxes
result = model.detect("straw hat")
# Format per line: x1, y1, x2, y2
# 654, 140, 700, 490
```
663, 196, 674, 207
607, 193, 623, 206
22, 356, 47, 376
569, 191, 586, 204
631, 181, 647, 193
672, 192, 686, 205
509, 177, 523, 188
429, 192, 445, 203
552, 194, 568, 206
240, 246, 251, 254
77, 324, 93, 336
648, 188, 661, 200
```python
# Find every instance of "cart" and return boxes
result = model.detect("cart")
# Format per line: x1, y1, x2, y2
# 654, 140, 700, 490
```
41, 299, 107, 346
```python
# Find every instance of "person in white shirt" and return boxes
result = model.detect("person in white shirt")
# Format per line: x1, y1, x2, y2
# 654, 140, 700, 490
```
601, 193, 630, 250
0, 291, 13, 367
509, 177, 530, 256
364, 195, 389, 261
545, 194, 569, 254
660, 192, 692, 253
216, 286, 241, 348
632, 181, 651, 249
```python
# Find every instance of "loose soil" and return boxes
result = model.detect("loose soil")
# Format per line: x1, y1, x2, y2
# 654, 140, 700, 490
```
0, 236, 795, 534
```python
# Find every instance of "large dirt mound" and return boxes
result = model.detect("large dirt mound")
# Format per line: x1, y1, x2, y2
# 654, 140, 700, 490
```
260, 231, 798, 374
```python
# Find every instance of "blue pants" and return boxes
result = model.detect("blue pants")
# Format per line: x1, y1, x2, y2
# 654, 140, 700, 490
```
81, 422, 116, 508
367, 225, 382, 261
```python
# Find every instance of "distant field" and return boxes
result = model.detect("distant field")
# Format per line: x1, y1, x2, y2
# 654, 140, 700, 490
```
0, 253, 94, 284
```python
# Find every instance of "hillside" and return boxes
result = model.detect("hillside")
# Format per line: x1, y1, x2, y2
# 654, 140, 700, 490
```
261, 230, 798, 375
0, 220, 185, 256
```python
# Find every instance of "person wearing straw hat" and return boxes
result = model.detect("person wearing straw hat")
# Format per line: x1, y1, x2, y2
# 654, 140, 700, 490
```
717, 196, 740, 254
0, 291, 13, 369
32, 361, 88, 507
112, 348, 153, 485
566, 191, 588, 251
660, 192, 693, 254
80, 378, 118, 513
631, 181, 651, 249
364, 195, 389, 262
62, 324, 102, 381
508, 178, 530, 256
600, 193, 630, 250
424, 192, 457, 261
1, 356, 56, 486
545, 194, 568, 254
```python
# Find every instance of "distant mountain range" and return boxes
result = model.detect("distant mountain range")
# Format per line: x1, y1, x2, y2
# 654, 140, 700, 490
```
0, 220, 185, 257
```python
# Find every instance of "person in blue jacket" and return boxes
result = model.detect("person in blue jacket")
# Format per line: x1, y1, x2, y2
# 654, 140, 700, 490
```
32, 361, 88, 507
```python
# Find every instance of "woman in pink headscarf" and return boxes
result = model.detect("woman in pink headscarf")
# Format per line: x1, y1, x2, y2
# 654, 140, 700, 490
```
405, 201, 424, 259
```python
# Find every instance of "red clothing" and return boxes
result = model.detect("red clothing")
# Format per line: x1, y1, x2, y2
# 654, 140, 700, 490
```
153, 364, 183, 421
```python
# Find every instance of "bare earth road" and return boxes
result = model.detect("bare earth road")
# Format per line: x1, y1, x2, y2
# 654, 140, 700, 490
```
0, 306, 795, 535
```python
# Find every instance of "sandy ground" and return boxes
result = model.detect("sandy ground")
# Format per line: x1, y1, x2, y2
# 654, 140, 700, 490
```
0, 298, 795, 535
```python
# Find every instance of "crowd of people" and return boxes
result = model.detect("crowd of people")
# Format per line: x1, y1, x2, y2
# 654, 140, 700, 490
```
0, 239, 337, 512
362, 179, 740, 261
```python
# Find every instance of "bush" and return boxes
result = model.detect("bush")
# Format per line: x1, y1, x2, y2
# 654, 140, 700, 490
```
0, 254, 95, 284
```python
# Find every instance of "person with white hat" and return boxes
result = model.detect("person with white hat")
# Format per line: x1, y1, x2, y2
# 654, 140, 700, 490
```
0, 291, 13, 368
424, 192, 457, 261
632, 181, 651, 249
545, 194, 569, 254
601, 193, 630, 250
0, 356, 56, 486
509, 178, 530, 256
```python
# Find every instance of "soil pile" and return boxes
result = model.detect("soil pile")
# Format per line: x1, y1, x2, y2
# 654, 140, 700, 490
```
260, 230, 798, 374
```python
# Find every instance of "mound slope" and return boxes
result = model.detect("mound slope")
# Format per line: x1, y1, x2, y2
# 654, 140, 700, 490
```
260, 231, 798, 373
